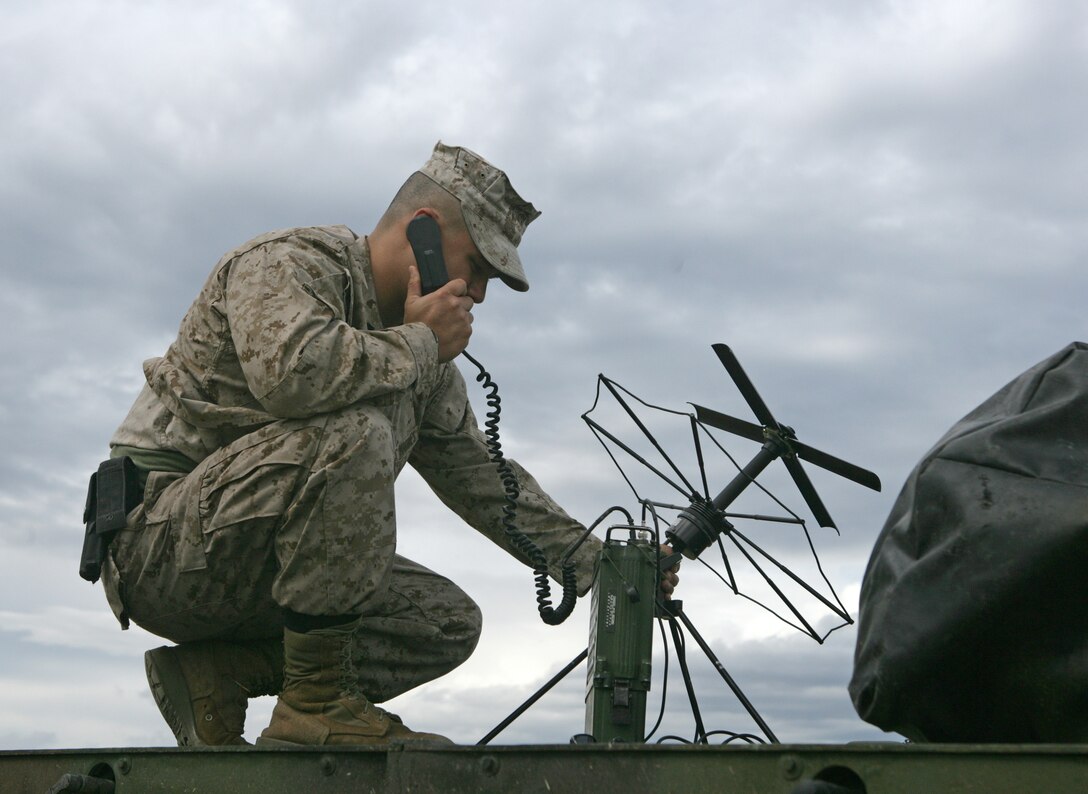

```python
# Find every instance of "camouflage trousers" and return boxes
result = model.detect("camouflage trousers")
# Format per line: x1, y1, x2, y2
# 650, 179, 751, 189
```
102, 400, 482, 702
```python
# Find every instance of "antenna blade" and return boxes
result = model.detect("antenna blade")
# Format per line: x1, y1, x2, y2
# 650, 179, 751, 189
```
712, 344, 778, 428
692, 404, 765, 443
782, 455, 836, 530
793, 441, 882, 492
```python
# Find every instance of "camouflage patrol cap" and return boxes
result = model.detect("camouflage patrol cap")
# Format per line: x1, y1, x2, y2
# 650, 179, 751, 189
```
419, 141, 540, 292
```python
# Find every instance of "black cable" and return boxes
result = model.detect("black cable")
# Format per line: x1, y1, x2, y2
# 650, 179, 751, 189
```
462, 351, 578, 625
656, 731, 765, 745
704, 730, 766, 744
643, 603, 671, 742
668, 615, 708, 742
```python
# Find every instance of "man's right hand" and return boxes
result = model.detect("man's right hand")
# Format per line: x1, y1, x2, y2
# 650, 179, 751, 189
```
403, 265, 474, 362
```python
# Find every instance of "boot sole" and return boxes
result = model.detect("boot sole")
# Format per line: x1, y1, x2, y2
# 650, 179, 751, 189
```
255, 736, 305, 747
145, 647, 200, 747
255, 735, 453, 748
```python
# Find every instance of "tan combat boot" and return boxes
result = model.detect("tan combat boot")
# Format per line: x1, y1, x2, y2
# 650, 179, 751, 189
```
257, 625, 451, 747
145, 637, 284, 746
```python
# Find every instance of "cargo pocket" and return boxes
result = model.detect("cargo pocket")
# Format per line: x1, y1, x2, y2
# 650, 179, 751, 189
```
140, 470, 206, 573
197, 424, 321, 559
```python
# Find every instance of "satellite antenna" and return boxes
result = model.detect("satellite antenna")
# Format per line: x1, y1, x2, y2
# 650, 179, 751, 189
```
575, 343, 882, 742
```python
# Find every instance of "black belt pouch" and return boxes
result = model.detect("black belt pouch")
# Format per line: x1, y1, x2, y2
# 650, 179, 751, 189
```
79, 457, 141, 583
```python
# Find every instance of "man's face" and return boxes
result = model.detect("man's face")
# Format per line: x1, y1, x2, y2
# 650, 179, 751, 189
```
439, 222, 500, 305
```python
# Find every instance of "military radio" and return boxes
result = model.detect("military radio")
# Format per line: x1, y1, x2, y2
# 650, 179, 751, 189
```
584, 528, 660, 742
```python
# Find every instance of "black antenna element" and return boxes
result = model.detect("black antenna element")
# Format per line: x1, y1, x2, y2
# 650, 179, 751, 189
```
666, 344, 880, 560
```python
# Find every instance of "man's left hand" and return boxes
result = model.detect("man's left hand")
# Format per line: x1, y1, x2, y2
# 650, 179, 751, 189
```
660, 544, 681, 600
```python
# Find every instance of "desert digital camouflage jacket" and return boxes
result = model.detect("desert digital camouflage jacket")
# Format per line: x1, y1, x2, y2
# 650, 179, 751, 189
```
110, 225, 599, 591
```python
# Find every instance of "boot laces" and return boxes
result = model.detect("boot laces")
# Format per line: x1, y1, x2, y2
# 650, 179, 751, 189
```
337, 628, 367, 703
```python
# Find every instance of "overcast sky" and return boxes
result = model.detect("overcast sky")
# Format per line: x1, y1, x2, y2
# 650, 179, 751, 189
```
2, 0, 1086, 750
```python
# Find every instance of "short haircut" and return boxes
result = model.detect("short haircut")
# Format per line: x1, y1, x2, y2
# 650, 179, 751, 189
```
375, 172, 466, 234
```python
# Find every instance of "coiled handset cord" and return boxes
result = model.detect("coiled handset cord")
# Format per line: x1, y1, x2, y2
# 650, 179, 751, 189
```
405, 215, 576, 624
461, 350, 579, 625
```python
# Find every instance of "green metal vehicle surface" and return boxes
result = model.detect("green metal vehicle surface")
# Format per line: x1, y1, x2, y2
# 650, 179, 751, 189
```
9, 742, 1088, 793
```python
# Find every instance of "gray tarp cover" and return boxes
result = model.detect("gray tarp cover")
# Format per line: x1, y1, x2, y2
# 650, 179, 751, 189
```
849, 341, 1088, 742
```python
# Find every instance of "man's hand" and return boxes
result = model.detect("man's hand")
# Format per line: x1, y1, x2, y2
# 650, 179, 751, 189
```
403, 264, 474, 362
660, 544, 681, 601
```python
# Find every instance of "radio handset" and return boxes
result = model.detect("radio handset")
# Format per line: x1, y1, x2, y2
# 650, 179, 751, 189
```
407, 215, 449, 295
404, 214, 577, 626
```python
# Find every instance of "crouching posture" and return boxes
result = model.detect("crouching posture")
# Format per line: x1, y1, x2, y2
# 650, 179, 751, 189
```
96, 143, 602, 746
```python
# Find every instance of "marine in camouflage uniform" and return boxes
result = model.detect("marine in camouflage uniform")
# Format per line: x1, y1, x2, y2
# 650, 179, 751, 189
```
101, 143, 602, 746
